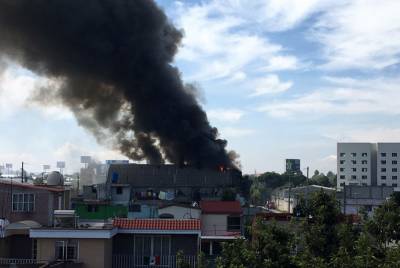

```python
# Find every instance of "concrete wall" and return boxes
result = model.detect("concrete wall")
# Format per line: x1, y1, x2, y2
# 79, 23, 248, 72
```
36, 238, 111, 268
377, 143, 400, 186
337, 143, 377, 188
158, 206, 201, 219
111, 186, 130, 205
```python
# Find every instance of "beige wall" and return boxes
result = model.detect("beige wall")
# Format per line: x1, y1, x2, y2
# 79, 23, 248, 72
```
37, 238, 112, 268
201, 214, 228, 236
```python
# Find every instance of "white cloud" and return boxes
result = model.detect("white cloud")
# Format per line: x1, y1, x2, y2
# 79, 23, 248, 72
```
219, 127, 255, 138
258, 76, 400, 117
312, 0, 400, 70
174, 1, 301, 82
323, 127, 400, 143
207, 108, 245, 123
250, 74, 292, 97
0, 67, 72, 121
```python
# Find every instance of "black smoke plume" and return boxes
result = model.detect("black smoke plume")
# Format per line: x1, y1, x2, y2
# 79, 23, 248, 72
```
0, 0, 238, 168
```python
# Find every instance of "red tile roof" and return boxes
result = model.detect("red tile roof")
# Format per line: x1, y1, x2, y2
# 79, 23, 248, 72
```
113, 218, 200, 231
200, 201, 242, 214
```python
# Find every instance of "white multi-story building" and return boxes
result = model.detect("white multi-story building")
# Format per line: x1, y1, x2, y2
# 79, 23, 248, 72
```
337, 143, 377, 188
377, 143, 400, 187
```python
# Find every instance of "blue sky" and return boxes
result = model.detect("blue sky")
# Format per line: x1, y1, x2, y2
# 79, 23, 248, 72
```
1, 0, 400, 175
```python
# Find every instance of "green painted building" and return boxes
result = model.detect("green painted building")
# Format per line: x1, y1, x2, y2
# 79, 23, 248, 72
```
75, 202, 128, 220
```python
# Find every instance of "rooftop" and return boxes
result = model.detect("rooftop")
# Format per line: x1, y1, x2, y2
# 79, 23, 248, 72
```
200, 200, 242, 214
0, 179, 67, 192
113, 218, 201, 231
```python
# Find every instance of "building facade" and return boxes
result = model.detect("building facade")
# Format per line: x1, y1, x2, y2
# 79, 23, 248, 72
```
337, 142, 400, 189
377, 143, 400, 187
337, 143, 377, 188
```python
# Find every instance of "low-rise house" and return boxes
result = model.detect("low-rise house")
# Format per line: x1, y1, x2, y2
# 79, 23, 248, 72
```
112, 218, 200, 267
0, 179, 70, 226
200, 201, 242, 257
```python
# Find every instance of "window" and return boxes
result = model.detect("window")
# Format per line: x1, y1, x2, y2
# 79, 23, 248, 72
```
340, 175, 345, 180
340, 168, 345, 172
351, 160, 357, 164
381, 176, 387, 180
116, 187, 123, 195
381, 168, 386, 172
352, 168, 357, 172
393, 160, 398, 165
362, 160, 368, 164
393, 153, 398, 157
227, 216, 241, 231
393, 176, 398, 180
362, 175, 367, 180
382, 183, 387, 186
340, 160, 345, 164
393, 168, 398, 172
340, 153, 346, 157
351, 175, 357, 180
340, 182, 345, 186
87, 205, 98, 213
12, 193, 34, 212
381, 160, 387, 165
55, 241, 78, 261
129, 204, 141, 212
381, 153, 387, 157
394, 184, 398, 187
362, 153, 368, 157
351, 153, 357, 157
362, 168, 367, 172
362, 183, 368, 186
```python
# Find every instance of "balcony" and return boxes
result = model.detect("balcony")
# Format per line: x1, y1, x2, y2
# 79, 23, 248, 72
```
112, 255, 197, 268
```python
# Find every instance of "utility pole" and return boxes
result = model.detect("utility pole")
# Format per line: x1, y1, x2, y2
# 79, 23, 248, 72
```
288, 175, 292, 213
21, 162, 24, 183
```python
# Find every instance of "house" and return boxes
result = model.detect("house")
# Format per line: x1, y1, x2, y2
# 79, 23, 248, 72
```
112, 218, 200, 267
158, 204, 201, 219
0, 178, 70, 227
199, 200, 242, 257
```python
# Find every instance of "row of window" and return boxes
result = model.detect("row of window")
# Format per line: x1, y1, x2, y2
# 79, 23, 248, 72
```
339, 160, 368, 164
381, 160, 398, 165
381, 176, 398, 180
381, 168, 398, 172
339, 152, 399, 158
380, 153, 398, 157
340, 152, 368, 157
340, 175, 368, 180
340, 182, 397, 187
339, 168, 368, 172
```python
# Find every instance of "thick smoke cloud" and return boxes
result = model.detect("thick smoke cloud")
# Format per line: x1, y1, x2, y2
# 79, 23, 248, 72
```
0, 0, 237, 168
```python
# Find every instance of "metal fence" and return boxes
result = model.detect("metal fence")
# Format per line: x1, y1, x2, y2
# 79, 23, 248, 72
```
112, 255, 197, 268
0, 258, 41, 265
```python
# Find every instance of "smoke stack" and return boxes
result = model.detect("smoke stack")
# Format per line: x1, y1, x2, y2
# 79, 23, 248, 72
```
0, 0, 238, 169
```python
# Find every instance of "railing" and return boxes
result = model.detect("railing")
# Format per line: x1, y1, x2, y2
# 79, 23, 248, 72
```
0, 258, 39, 265
112, 255, 197, 268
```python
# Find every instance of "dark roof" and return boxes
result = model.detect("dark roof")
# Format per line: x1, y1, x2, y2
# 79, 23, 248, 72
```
107, 164, 241, 188
200, 201, 242, 214
113, 218, 200, 230
0, 179, 66, 192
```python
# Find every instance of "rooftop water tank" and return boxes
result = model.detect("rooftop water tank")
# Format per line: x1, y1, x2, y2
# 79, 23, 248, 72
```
47, 171, 64, 186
